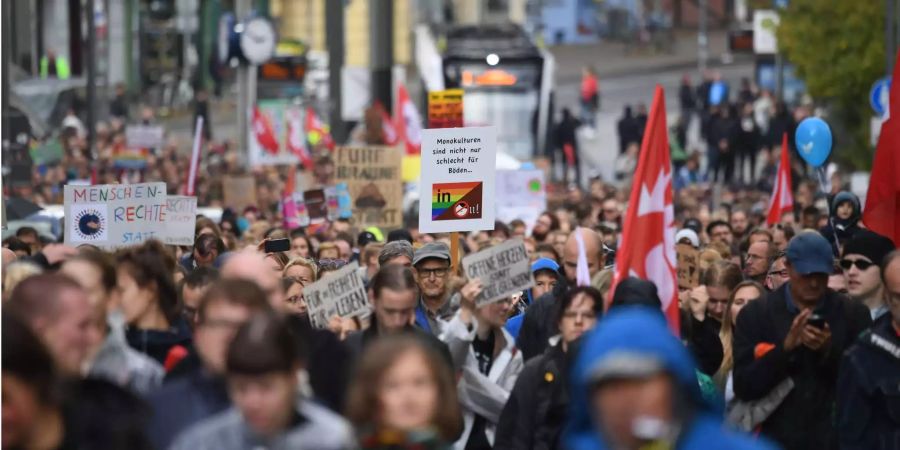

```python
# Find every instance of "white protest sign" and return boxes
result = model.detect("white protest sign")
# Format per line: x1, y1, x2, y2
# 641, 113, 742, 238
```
64, 182, 167, 248
462, 238, 534, 306
496, 169, 547, 234
162, 196, 197, 246
419, 126, 497, 233
303, 262, 371, 329
125, 125, 165, 149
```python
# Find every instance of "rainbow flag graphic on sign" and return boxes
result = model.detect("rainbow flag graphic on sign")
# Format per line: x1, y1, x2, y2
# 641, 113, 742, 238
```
432, 182, 483, 221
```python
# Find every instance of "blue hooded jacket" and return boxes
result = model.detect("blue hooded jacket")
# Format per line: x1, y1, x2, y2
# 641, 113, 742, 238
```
565, 307, 775, 450
505, 258, 562, 338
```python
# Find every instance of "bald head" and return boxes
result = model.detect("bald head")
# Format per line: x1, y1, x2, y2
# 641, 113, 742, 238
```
221, 251, 285, 311
2, 248, 17, 271
563, 228, 604, 283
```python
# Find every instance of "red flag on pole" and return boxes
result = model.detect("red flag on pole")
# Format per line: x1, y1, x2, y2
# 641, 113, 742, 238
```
864, 51, 900, 246
287, 108, 314, 170
395, 83, 423, 155
375, 101, 398, 145
305, 107, 335, 151
185, 116, 204, 196
766, 133, 794, 226
252, 106, 279, 155
610, 85, 679, 333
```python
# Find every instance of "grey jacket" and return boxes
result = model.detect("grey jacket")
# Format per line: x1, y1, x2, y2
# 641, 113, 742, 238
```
88, 328, 164, 396
169, 401, 354, 450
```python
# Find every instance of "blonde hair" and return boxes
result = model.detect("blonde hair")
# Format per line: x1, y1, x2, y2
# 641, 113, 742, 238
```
3, 261, 43, 301
714, 280, 765, 388
283, 257, 319, 281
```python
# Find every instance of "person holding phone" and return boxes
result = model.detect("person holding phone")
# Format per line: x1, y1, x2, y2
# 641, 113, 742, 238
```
732, 231, 872, 450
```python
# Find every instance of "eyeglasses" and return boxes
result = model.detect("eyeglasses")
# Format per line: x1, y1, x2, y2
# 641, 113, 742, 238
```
767, 269, 788, 278
417, 267, 449, 278
318, 259, 347, 271
839, 259, 875, 271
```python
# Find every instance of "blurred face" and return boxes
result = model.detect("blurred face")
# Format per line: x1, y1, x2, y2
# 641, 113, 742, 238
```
553, 233, 568, 259
1, 375, 44, 448
335, 241, 352, 261
384, 255, 413, 268
182, 284, 209, 325
709, 225, 733, 245
884, 259, 900, 324
285, 264, 314, 286
60, 260, 108, 351
559, 294, 598, 347
116, 268, 158, 326
602, 200, 619, 222
564, 236, 601, 283
291, 237, 310, 258
378, 350, 439, 433
414, 259, 450, 299
591, 374, 675, 450
749, 232, 772, 246
745, 242, 770, 278
375, 288, 417, 334
828, 272, 848, 295
706, 285, 729, 322
476, 297, 513, 329
787, 262, 829, 306
730, 286, 761, 326
773, 229, 788, 252
195, 301, 253, 374
319, 248, 339, 260
842, 255, 883, 301
836, 202, 853, 220
35, 287, 93, 375
285, 282, 307, 316
229, 371, 296, 437
533, 215, 553, 237
533, 272, 558, 299
766, 257, 789, 291
730, 212, 748, 235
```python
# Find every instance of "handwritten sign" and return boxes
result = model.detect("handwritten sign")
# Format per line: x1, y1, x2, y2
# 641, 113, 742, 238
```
334, 146, 403, 229
222, 176, 258, 213
496, 170, 547, 234
677, 243, 700, 290
125, 125, 165, 149
64, 182, 167, 248
304, 262, 371, 329
462, 238, 534, 306
419, 126, 497, 233
162, 196, 197, 246
428, 89, 464, 128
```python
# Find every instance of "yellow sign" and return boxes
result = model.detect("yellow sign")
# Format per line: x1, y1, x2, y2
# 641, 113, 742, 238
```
427, 89, 464, 129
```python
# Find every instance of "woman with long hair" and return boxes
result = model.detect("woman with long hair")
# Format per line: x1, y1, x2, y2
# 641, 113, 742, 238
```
346, 334, 462, 449
715, 280, 766, 404
116, 240, 192, 365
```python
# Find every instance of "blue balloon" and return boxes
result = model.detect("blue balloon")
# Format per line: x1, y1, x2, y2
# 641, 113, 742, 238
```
709, 81, 726, 106
794, 117, 832, 167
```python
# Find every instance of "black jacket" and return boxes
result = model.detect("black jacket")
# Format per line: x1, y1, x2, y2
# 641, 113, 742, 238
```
516, 280, 569, 361
687, 315, 724, 376
287, 315, 352, 413
733, 284, 871, 450
345, 318, 454, 374
125, 318, 193, 366
61, 378, 153, 450
837, 315, 900, 450
494, 343, 570, 450
145, 370, 231, 450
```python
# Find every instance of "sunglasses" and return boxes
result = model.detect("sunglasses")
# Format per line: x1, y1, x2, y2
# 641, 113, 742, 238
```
839, 259, 875, 271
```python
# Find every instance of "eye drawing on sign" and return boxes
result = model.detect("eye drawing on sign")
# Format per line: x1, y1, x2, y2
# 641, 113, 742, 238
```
72, 204, 109, 242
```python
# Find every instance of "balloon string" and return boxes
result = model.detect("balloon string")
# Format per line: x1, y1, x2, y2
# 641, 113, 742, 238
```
815, 165, 842, 256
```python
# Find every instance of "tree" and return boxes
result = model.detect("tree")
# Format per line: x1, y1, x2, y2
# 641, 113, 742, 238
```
776, 0, 885, 170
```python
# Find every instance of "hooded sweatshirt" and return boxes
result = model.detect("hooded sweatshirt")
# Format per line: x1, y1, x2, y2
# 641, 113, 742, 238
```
820, 191, 862, 256
125, 317, 193, 366
565, 307, 774, 450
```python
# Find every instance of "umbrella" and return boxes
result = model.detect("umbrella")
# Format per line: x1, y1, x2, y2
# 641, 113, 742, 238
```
4, 197, 44, 222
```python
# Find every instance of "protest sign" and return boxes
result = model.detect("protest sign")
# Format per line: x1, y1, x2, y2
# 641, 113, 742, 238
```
282, 192, 310, 229
676, 243, 700, 289
162, 196, 197, 246
419, 126, 497, 233
222, 175, 258, 212
304, 189, 327, 222
428, 89, 464, 128
335, 182, 353, 219
303, 262, 371, 329
64, 182, 167, 248
248, 100, 301, 167
334, 146, 403, 229
30, 139, 64, 165
496, 170, 547, 234
125, 125, 165, 149
462, 238, 533, 306
112, 145, 150, 170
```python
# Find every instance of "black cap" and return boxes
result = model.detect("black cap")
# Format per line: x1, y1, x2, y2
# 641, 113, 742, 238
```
387, 229, 413, 244
358, 231, 378, 247
610, 277, 662, 310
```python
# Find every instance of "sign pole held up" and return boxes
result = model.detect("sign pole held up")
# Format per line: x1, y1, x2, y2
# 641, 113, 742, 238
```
450, 232, 460, 275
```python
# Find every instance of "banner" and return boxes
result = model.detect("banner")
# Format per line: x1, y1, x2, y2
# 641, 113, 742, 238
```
112, 145, 150, 170
161, 196, 197, 246
496, 170, 547, 234
419, 126, 497, 233
248, 100, 302, 167
462, 238, 534, 306
125, 125, 165, 149
64, 182, 167, 248
222, 175, 258, 213
428, 89, 464, 129
304, 262, 371, 329
334, 146, 403, 229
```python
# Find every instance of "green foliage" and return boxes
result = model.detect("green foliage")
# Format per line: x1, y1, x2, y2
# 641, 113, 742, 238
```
776, 0, 886, 170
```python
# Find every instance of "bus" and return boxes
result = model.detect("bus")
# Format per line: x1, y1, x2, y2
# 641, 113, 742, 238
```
416, 23, 555, 161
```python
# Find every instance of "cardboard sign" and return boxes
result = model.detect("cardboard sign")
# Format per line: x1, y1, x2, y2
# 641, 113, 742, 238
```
304, 262, 371, 329
462, 238, 534, 306
419, 126, 497, 233
125, 125, 165, 149
428, 89, 464, 128
496, 170, 547, 234
676, 243, 700, 289
64, 182, 167, 248
222, 176, 257, 213
334, 146, 403, 229
162, 196, 197, 246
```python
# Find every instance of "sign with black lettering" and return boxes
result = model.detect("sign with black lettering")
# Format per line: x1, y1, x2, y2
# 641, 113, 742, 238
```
462, 238, 534, 306
303, 262, 370, 329
334, 146, 402, 229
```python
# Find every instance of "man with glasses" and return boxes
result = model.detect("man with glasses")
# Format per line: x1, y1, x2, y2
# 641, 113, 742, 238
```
840, 230, 896, 321
766, 253, 789, 291
745, 240, 775, 285
412, 242, 456, 335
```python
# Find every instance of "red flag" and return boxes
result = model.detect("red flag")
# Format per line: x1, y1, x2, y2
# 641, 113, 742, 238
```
375, 101, 398, 145
611, 86, 679, 334
395, 83, 422, 155
305, 107, 335, 151
252, 106, 279, 155
766, 133, 794, 226
864, 52, 900, 245
287, 108, 314, 170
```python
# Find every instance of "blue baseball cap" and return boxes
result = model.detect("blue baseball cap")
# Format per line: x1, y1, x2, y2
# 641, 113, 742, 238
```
532, 257, 560, 274
786, 232, 833, 275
